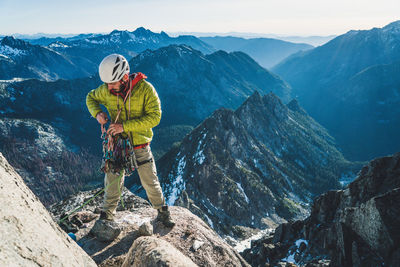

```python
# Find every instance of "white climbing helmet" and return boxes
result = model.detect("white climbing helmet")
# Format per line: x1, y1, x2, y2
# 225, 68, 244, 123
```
99, 54, 130, 83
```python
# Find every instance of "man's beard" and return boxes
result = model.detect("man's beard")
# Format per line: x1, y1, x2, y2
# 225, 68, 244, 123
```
109, 80, 129, 96
119, 80, 128, 92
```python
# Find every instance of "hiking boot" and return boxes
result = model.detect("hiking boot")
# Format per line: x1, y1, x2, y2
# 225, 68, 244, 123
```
156, 206, 175, 228
99, 210, 114, 221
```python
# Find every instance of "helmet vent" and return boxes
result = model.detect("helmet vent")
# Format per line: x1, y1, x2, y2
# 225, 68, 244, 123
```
112, 72, 118, 81
116, 71, 124, 81
112, 64, 119, 76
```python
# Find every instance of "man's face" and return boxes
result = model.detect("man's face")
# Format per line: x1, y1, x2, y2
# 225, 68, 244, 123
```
107, 80, 122, 91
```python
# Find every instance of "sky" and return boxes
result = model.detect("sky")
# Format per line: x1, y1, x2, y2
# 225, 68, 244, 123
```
1, 0, 399, 36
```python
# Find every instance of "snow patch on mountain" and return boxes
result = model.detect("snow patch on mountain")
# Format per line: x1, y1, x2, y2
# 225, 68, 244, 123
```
166, 155, 187, 206
55, 91, 71, 105
295, 159, 305, 169
48, 42, 69, 48
0, 78, 27, 83
34, 125, 66, 157
281, 239, 309, 264
339, 172, 357, 186
193, 132, 207, 165
176, 45, 194, 56
0, 45, 27, 58
288, 115, 306, 131
270, 162, 294, 191
235, 181, 249, 203
109, 34, 122, 44
203, 213, 214, 228
233, 228, 274, 253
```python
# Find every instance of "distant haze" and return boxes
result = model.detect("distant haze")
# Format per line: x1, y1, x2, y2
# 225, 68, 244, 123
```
0, 0, 399, 37
168, 32, 337, 46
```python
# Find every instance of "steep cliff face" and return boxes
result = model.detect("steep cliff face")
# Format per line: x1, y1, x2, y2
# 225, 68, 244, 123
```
242, 152, 400, 267
0, 152, 97, 266
156, 92, 361, 239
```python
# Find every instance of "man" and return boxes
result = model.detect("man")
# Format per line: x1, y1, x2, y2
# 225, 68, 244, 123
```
86, 54, 175, 227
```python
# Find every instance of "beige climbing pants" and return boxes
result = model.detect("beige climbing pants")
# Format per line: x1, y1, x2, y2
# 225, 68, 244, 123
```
102, 145, 165, 217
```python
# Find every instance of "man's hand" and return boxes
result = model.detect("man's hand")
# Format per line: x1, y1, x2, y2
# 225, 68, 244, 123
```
107, 123, 124, 136
96, 112, 108, 125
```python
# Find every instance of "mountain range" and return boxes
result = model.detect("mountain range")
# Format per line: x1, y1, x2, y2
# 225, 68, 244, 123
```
200, 36, 313, 68
46, 27, 214, 54
155, 91, 361, 238
45, 28, 214, 76
170, 31, 335, 46
1, 27, 316, 84
1, 21, 398, 266
0, 28, 214, 81
23, 33, 103, 46
129, 44, 291, 126
0, 36, 91, 80
0, 44, 292, 205
273, 20, 400, 161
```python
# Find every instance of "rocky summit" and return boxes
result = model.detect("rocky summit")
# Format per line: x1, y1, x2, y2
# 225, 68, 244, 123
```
156, 91, 362, 240
50, 188, 250, 267
242, 152, 400, 267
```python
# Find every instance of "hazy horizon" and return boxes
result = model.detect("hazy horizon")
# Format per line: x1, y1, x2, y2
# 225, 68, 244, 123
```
1, 29, 338, 38
1, 0, 399, 37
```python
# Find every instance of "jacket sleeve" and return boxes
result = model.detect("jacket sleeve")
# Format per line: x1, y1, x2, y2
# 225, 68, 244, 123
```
122, 82, 161, 132
86, 85, 107, 118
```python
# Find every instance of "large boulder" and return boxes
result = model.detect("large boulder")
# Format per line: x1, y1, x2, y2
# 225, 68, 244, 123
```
89, 219, 121, 242
122, 236, 197, 267
0, 152, 96, 267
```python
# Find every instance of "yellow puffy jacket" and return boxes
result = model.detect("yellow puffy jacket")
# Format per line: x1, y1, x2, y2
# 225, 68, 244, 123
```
86, 78, 161, 145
